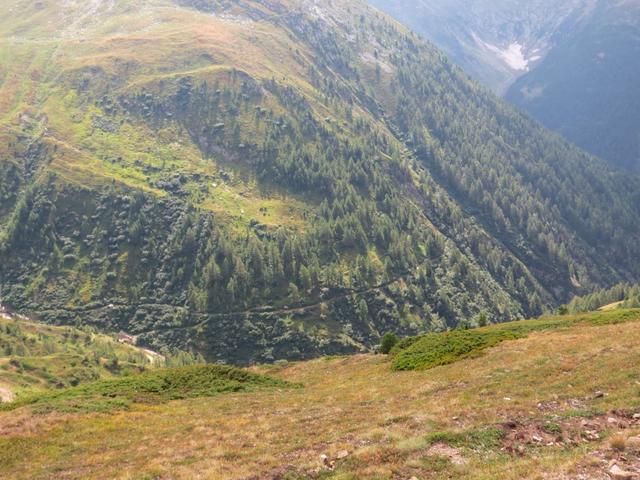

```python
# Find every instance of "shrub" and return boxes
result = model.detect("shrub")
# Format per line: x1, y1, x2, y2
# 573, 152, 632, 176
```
1, 364, 291, 413
391, 309, 640, 371
380, 332, 399, 354
392, 329, 519, 371
610, 434, 627, 452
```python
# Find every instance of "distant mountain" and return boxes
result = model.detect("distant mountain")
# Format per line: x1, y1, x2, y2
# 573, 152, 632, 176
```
506, 1, 640, 172
2, 0, 640, 364
370, 0, 640, 172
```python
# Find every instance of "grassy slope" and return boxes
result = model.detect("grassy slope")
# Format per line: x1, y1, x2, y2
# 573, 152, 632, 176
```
0, 313, 165, 400
2, 309, 640, 479
391, 309, 640, 371
0, 0, 314, 228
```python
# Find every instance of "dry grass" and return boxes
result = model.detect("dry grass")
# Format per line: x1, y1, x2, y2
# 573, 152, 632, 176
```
2, 314, 640, 479
609, 434, 627, 452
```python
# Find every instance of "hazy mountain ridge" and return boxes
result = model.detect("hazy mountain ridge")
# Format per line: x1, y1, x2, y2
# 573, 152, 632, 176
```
370, 0, 640, 172
369, 0, 598, 93
506, 0, 640, 171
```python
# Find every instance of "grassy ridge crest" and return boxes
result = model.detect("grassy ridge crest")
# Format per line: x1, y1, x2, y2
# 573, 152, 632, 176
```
391, 309, 640, 371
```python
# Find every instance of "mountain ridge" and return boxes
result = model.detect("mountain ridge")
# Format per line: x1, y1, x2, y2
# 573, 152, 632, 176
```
370, 0, 640, 172
1, 0, 640, 363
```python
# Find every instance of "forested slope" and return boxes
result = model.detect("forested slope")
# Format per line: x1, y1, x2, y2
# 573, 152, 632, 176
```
506, 0, 640, 172
1, 0, 639, 363
371, 0, 640, 173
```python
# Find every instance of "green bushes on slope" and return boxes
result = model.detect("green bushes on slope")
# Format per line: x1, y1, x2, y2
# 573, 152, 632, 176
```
391, 309, 640, 371
1, 364, 290, 413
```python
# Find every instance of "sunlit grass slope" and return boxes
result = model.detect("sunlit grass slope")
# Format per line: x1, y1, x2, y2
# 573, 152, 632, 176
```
0, 0, 316, 227
0, 314, 164, 399
2, 309, 640, 479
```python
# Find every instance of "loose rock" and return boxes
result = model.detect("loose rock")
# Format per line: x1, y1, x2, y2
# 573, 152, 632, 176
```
609, 464, 637, 480
335, 450, 349, 460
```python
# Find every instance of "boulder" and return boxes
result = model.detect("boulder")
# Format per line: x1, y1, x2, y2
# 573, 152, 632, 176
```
609, 465, 638, 480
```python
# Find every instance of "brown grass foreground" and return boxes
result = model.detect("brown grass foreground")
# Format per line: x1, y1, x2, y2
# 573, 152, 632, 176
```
2, 312, 640, 479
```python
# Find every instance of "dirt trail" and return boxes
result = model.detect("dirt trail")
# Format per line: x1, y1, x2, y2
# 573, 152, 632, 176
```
29, 271, 415, 337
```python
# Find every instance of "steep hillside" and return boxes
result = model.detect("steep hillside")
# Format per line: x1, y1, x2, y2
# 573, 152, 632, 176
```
368, 0, 597, 94
0, 309, 200, 402
506, 0, 640, 172
2, 309, 640, 479
371, 0, 640, 172
1, 0, 640, 363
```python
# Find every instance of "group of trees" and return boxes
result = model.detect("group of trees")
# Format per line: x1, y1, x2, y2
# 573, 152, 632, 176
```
566, 283, 640, 313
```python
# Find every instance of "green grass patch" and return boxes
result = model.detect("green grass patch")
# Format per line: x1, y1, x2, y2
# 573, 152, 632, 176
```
392, 329, 521, 371
542, 422, 563, 436
425, 427, 505, 452
1, 364, 291, 413
391, 309, 640, 371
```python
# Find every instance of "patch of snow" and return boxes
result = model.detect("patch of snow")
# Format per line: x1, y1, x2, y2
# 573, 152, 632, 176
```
471, 32, 542, 72
483, 41, 530, 71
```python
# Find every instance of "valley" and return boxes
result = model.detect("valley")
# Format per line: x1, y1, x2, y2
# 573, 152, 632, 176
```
1, 1, 640, 477
370, 0, 640, 172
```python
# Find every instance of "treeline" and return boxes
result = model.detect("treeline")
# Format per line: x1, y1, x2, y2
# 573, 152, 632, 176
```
566, 283, 640, 313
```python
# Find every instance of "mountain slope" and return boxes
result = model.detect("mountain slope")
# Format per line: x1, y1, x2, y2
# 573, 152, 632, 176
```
3, 309, 640, 479
506, 0, 640, 172
1, 0, 640, 363
368, 0, 597, 94
370, 0, 640, 172
0, 309, 194, 401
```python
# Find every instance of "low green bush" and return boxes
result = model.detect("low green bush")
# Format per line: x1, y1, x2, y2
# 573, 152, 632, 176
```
391, 309, 640, 371
1, 364, 291, 413
379, 332, 399, 354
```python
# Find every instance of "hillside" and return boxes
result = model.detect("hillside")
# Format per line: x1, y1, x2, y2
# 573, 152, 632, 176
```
566, 283, 640, 313
2, 309, 640, 479
368, 0, 594, 94
0, 309, 202, 402
506, 1, 640, 172
371, 0, 640, 172
1, 0, 640, 363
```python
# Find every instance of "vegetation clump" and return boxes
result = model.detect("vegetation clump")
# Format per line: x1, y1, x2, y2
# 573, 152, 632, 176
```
425, 427, 505, 452
1, 364, 290, 413
392, 328, 520, 371
391, 309, 640, 371
379, 332, 399, 354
